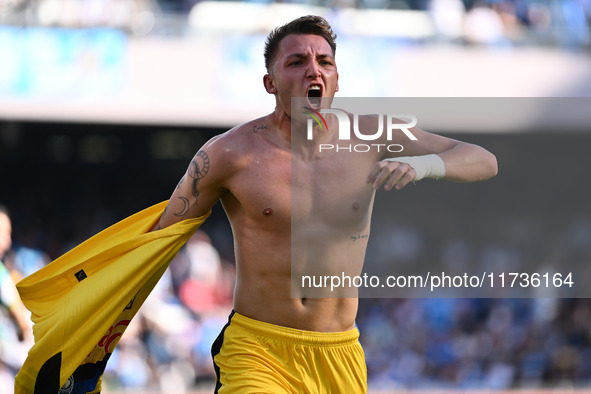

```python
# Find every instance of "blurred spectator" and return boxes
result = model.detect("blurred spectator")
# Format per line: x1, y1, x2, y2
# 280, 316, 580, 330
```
176, 230, 233, 314
0, 204, 33, 394
463, 1, 510, 46
557, 0, 590, 49
428, 0, 466, 42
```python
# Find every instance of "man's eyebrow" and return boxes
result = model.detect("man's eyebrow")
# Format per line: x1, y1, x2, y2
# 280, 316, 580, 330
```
316, 53, 335, 61
285, 53, 308, 59
285, 53, 334, 60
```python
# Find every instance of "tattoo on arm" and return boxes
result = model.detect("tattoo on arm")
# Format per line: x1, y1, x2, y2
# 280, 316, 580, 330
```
187, 150, 210, 206
153, 206, 168, 231
174, 196, 190, 217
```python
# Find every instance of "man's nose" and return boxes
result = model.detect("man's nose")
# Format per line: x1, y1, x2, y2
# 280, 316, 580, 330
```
306, 61, 321, 78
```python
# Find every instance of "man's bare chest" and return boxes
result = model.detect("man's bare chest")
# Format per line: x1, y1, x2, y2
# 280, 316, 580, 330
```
227, 151, 377, 231
292, 153, 376, 230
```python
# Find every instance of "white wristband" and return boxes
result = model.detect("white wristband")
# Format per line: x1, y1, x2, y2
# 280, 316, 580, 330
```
384, 154, 446, 181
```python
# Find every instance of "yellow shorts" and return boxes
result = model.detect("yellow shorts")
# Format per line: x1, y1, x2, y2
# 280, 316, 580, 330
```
211, 311, 368, 394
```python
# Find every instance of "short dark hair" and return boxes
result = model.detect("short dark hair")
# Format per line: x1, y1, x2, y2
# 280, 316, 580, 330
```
264, 15, 337, 73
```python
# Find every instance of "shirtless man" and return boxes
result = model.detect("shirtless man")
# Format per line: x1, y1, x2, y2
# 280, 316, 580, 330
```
154, 15, 497, 393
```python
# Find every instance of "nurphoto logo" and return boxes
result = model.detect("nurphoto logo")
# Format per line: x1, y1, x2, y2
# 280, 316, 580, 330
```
304, 107, 419, 153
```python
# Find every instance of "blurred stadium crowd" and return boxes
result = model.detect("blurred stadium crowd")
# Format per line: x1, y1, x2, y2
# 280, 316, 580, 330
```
0, 0, 589, 49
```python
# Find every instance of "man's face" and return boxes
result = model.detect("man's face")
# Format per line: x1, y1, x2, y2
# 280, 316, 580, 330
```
264, 34, 339, 117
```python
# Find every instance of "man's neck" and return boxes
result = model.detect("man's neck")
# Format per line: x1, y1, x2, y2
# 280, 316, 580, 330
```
270, 107, 336, 159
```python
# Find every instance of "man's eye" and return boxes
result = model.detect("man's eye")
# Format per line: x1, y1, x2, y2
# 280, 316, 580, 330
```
288, 61, 302, 66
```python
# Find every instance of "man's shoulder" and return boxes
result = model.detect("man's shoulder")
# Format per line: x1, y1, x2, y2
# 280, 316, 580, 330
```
224, 117, 268, 141
203, 116, 270, 160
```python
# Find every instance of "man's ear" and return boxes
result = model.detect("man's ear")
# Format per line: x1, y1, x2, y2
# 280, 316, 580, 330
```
263, 74, 277, 94
336, 72, 339, 92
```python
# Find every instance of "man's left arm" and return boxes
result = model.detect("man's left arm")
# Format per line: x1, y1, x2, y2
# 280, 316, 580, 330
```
367, 127, 498, 191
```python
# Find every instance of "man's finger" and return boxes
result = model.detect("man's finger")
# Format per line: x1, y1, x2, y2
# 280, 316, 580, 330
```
388, 168, 415, 190
372, 166, 392, 190
383, 163, 409, 190
366, 161, 388, 184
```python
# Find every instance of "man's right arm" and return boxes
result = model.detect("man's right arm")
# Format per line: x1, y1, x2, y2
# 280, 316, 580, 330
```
153, 134, 230, 230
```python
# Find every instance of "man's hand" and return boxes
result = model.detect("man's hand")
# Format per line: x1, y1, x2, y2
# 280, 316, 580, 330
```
367, 154, 446, 191
367, 160, 416, 191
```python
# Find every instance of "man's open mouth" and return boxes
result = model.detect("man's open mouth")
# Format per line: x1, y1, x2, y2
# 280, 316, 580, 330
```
307, 85, 322, 107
